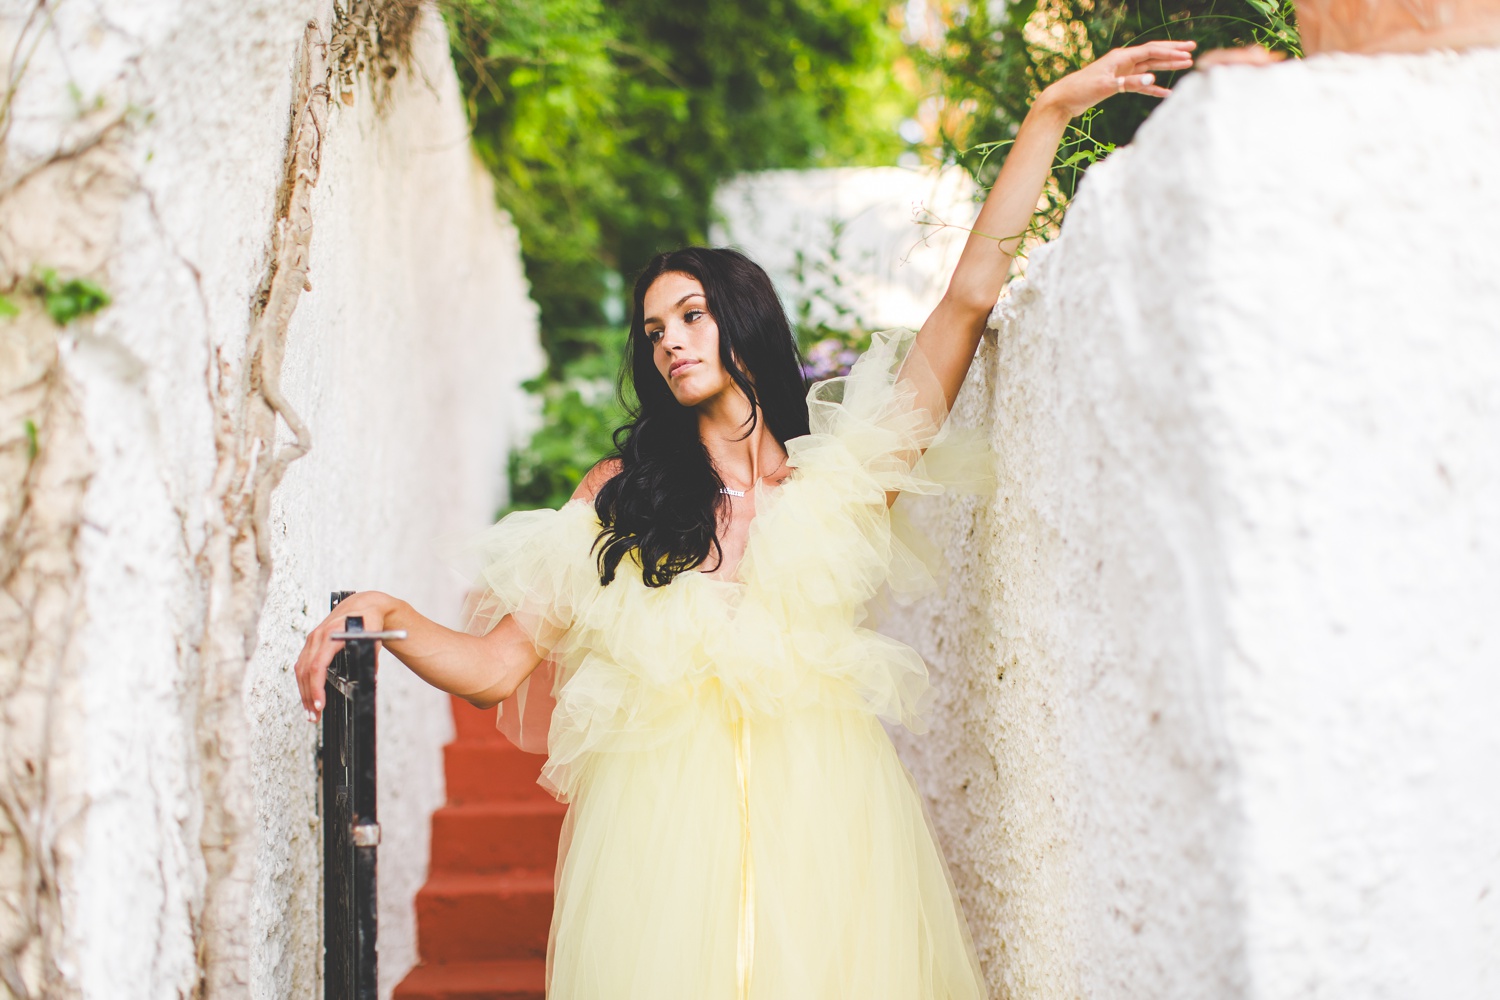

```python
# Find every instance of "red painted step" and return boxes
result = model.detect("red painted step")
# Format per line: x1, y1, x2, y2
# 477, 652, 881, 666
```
395, 697, 559, 1000
429, 802, 566, 875
450, 696, 508, 742
391, 959, 545, 1000
415, 871, 554, 961
444, 743, 554, 805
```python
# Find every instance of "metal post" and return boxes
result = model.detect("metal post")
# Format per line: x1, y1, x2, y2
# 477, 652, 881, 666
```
320, 591, 403, 1000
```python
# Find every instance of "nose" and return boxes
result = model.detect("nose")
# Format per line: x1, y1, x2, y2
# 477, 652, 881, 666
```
658, 319, 688, 352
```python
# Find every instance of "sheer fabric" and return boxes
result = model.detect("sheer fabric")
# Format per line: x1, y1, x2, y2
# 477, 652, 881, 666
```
466, 329, 994, 999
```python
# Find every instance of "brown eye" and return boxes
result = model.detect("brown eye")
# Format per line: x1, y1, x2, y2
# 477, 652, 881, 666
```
647, 328, 664, 343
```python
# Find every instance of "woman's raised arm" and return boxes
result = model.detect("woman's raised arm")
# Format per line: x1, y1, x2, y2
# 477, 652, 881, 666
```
909, 41, 1197, 413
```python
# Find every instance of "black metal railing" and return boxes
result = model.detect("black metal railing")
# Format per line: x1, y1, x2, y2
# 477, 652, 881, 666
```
320, 590, 404, 1000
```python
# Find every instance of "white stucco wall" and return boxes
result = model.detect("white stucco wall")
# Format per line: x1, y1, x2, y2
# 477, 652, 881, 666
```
1, 2, 539, 997
252, 16, 541, 998
882, 46, 1500, 998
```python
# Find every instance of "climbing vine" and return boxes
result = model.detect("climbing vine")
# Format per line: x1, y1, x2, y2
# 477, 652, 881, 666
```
0, 4, 127, 994
921, 0, 1300, 248
0, 3, 424, 997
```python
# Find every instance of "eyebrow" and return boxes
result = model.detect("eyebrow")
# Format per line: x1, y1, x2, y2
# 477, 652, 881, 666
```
644, 292, 705, 327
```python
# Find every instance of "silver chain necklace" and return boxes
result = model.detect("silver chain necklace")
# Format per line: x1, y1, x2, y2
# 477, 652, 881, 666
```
719, 455, 787, 497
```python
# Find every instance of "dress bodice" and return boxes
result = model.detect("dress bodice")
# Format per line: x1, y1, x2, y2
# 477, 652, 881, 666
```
466, 329, 993, 799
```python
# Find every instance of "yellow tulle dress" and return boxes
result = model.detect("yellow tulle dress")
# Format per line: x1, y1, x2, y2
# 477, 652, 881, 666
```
468, 330, 993, 1000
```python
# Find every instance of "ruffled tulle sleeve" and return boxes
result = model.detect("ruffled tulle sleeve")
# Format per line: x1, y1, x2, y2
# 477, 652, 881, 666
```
462, 499, 601, 753
797, 328, 993, 497
749, 328, 995, 610
802, 330, 973, 486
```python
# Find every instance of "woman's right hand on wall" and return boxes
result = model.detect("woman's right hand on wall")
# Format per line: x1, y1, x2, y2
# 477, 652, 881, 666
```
294, 590, 397, 724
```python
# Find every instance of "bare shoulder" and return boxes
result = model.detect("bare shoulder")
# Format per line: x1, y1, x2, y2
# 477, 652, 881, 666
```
571, 458, 623, 502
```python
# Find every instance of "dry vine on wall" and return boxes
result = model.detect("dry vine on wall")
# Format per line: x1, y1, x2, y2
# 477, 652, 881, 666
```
0, 2, 419, 996
0, 3, 132, 994
189, 6, 420, 996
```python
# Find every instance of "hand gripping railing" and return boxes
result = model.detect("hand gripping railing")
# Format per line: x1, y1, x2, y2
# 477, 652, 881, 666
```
320, 590, 405, 1000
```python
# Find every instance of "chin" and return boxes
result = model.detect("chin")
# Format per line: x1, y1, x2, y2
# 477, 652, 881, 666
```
666, 372, 720, 408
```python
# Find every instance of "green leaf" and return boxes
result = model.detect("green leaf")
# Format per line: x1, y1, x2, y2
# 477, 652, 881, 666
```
36, 268, 111, 326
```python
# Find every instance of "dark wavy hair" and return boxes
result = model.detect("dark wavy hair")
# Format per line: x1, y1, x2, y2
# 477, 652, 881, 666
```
592, 247, 809, 587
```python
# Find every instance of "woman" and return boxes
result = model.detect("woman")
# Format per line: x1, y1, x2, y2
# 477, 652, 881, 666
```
295, 41, 1199, 998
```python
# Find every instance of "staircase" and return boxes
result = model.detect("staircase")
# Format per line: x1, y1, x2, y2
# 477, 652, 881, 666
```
394, 697, 562, 1000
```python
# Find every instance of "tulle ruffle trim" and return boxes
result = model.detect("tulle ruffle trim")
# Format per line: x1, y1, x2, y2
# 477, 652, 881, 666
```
467, 329, 994, 800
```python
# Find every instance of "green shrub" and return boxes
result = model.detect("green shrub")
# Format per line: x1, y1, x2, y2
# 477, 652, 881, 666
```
445, 0, 915, 508
501, 326, 630, 515
927, 0, 1299, 244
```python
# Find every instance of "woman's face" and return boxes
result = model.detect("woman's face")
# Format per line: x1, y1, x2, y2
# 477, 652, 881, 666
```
643, 271, 735, 408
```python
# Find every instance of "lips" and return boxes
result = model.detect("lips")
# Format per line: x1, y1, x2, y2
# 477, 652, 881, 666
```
669, 359, 698, 377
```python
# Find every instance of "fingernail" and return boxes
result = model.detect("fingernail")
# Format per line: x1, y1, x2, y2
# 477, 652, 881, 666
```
314, 700, 322, 710
1142, 73, 1155, 85
307, 710, 315, 722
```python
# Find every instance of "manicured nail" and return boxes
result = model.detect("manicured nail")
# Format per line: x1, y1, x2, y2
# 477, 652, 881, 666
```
1141, 73, 1155, 85
314, 700, 322, 710
307, 710, 316, 722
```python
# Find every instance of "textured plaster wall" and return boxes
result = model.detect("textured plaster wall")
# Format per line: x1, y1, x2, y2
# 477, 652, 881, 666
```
250, 14, 541, 997
0, 2, 539, 997
882, 47, 1500, 998
253, 15, 541, 993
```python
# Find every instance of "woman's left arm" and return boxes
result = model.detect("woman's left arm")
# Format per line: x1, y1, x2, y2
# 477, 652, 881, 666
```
910, 41, 1197, 412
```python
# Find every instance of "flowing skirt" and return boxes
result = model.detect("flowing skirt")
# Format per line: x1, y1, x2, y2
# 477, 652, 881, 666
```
546, 695, 987, 999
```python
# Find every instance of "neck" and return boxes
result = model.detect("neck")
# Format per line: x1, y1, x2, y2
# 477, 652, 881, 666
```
696, 386, 781, 489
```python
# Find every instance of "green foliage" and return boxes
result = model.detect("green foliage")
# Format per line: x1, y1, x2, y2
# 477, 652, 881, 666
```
0, 294, 16, 319
23, 419, 37, 462
1241, 0, 1301, 52
444, 0, 623, 348
446, 0, 908, 368
928, 0, 1299, 236
35, 268, 110, 325
502, 326, 631, 514
444, 0, 914, 507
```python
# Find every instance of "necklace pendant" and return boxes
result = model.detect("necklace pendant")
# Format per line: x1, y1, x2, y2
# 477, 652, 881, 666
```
720, 486, 746, 498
